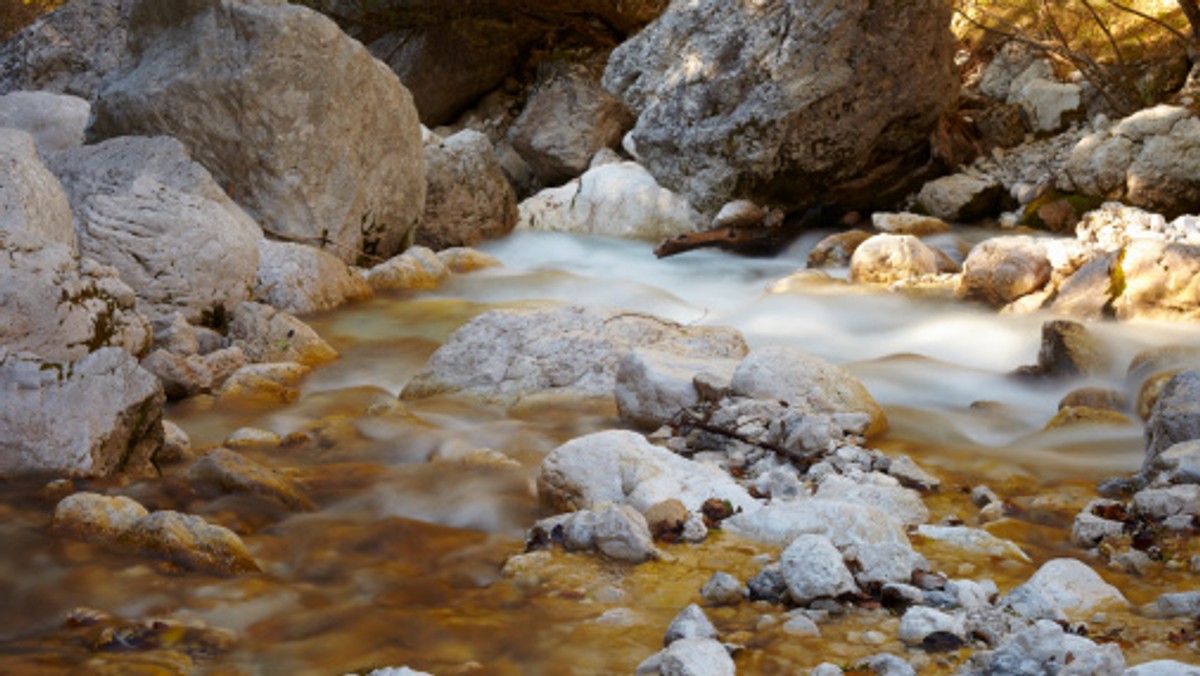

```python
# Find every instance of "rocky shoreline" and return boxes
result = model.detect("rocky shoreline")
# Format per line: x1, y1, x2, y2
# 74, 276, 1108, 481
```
3, 0, 1200, 674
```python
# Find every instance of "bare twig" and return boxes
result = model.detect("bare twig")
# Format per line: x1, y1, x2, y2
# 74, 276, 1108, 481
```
669, 406, 819, 468
1104, 0, 1195, 48
1081, 0, 1127, 68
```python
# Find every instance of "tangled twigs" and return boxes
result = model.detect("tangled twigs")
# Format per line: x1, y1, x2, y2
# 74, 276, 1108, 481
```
667, 405, 819, 470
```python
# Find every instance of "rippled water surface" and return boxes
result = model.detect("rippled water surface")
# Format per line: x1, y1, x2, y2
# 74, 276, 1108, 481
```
2, 232, 1199, 674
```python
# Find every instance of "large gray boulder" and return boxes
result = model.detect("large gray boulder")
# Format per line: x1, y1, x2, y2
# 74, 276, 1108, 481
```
0, 128, 75, 249
415, 129, 517, 250
508, 64, 634, 185
602, 0, 958, 214
0, 91, 90, 155
50, 136, 262, 323
780, 534, 859, 604
89, 0, 425, 264
401, 304, 747, 406
0, 229, 151, 361
1061, 105, 1200, 219
0, 348, 163, 478
0, 0, 132, 101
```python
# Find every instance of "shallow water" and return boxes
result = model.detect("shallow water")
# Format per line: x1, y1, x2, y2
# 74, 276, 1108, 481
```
3, 231, 1200, 674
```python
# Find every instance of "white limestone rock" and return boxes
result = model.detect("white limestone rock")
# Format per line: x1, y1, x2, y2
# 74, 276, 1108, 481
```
849, 234, 940, 285
724, 499, 924, 587
0, 229, 151, 361
635, 638, 735, 676
0, 128, 75, 249
780, 534, 859, 604
0, 348, 163, 478
615, 348, 739, 430
254, 239, 372, 315
517, 161, 706, 241
1002, 558, 1127, 621
537, 430, 758, 515
730, 345, 887, 436
51, 135, 262, 323
898, 606, 965, 646
402, 304, 746, 407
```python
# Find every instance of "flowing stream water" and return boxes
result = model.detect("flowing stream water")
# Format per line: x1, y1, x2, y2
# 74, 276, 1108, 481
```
2, 231, 1200, 674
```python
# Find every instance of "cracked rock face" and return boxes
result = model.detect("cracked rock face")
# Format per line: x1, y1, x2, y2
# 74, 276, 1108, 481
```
0, 348, 163, 478
0, 228, 151, 361
50, 135, 262, 324
1062, 105, 1200, 219
90, 0, 425, 264
603, 0, 958, 215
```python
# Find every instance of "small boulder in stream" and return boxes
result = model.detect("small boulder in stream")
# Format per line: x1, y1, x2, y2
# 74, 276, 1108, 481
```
537, 430, 758, 515
401, 304, 747, 408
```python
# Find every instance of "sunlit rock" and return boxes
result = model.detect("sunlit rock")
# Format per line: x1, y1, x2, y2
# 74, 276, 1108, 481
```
1061, 105, 1200, 218
1111, 240, 1200, 321
435, 247, 503, 274
603, 0, 958, 215
0, 348, 162, 478
871, 212, 951, 237
1001, 558, 1126, 622
366, 246, 450, 292
517, 162, 706, 241
51, 135, 262, 324
51, 492, 149, 540
807, 230, 872, 269
90, 0, 425, 263
255, 240, 372, 316
849, 234, 940, 285
537, 430, 758, 515
957, 236, 1052, 308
